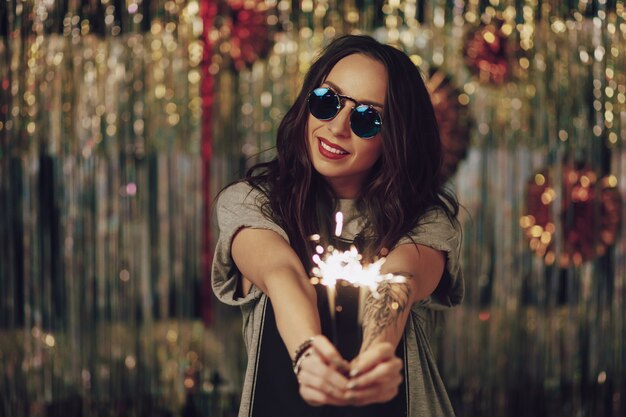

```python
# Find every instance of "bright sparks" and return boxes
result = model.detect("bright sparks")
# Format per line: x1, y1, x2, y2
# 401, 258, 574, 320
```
310, 211, 406, 297
311, 246, 405, 298
310, 212, 407, 333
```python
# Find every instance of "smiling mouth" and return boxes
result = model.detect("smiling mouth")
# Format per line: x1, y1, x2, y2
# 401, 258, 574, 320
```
318, 138, 349, 155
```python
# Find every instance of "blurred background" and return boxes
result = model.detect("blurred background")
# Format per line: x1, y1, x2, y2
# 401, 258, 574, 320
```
1, 0, 625, 416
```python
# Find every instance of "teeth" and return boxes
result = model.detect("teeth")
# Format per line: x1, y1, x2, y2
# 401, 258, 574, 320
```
320, 140, 347, 155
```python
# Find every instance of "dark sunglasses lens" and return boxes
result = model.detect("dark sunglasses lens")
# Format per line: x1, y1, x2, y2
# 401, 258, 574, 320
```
308, 88, 340, 120
351, 105, 382, 138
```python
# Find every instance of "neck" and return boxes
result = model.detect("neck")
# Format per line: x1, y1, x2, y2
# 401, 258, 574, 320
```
327, 178, 362, 199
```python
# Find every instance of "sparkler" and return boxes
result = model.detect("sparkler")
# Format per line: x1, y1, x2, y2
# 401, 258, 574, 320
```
309, 212, 406, 347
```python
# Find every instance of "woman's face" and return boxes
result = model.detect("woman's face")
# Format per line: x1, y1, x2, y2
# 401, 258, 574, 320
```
306, 53, 388, 199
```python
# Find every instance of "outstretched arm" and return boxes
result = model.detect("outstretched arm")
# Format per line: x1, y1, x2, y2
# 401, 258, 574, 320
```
347, 242, 445, 406
231, 228, 351, 406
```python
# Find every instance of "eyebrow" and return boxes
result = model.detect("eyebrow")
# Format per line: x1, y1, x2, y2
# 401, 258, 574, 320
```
323, 81, 385, 109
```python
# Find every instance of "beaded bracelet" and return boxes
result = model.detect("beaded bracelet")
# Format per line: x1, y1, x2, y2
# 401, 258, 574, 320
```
291, 337, 314, 375
292, 349, 312, 377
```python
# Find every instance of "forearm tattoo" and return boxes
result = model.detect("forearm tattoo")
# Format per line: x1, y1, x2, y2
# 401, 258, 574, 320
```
361, 276, 412, 351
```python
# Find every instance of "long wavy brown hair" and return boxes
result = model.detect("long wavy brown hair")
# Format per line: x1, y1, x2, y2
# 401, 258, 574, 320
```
242, 35, 459, 270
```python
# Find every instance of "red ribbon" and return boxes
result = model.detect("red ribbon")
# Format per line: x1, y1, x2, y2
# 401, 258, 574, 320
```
200, 0, 218, 325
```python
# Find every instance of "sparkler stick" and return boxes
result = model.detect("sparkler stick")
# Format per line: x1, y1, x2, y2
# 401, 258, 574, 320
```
357, 286, 369, 326
326, 281, 338, 345
328, 212, 342, 344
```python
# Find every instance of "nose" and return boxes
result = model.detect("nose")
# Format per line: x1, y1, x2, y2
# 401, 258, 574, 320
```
327, 105, 352, 138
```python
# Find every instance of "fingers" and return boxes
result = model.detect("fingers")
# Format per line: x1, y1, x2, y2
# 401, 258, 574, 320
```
297, 345, 351, 406
348, 356, 403, 389
298, 348, 350, 392
299, 376, 349, 406
346, 375, 403, 406
296, 338, 404, 408
310, 336, 350, 374
343, 342, 404, 406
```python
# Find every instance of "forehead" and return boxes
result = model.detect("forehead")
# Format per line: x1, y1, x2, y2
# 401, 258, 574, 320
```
324, 54, 388, 104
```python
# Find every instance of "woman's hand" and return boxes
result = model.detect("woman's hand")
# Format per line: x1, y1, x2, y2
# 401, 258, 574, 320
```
345, 342, 403, 406
296, 335, 352, 406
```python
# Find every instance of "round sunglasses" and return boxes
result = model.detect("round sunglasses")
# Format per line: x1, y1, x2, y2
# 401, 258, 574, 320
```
307, 87, 383, 139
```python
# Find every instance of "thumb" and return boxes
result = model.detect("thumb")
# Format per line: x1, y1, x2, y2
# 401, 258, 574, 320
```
349, 342, 395, 377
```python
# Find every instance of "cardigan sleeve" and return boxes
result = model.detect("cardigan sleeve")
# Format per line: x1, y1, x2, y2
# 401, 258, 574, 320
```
211, 182, 289, 307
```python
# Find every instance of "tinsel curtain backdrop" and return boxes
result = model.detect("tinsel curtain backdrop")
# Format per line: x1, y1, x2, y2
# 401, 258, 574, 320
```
1, 1, 625, 416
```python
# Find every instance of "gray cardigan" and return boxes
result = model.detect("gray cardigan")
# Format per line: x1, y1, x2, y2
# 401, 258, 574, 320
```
212, 182, 463, 416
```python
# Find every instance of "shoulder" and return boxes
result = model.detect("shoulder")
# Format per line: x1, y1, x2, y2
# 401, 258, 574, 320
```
214, 181, 275, 229
417, 206, 459, 232
217, 181, 269, 209
407, 206, 464, 309
401, 206, 462, 270
394, 200, 457, 234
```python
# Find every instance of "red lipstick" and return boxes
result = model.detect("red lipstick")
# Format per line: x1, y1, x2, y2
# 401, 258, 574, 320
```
317, 137, 349, 160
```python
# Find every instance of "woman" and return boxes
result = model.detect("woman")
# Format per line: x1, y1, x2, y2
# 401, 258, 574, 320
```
212, 35, 463, 416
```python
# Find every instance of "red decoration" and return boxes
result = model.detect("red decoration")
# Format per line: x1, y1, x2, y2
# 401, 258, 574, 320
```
426, 69, 471, 181
521, 166, 621, 267
218, 0, 272, 71
199, 0, 273, 324
200, 0, 219, 325
463, 19, 513, 85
